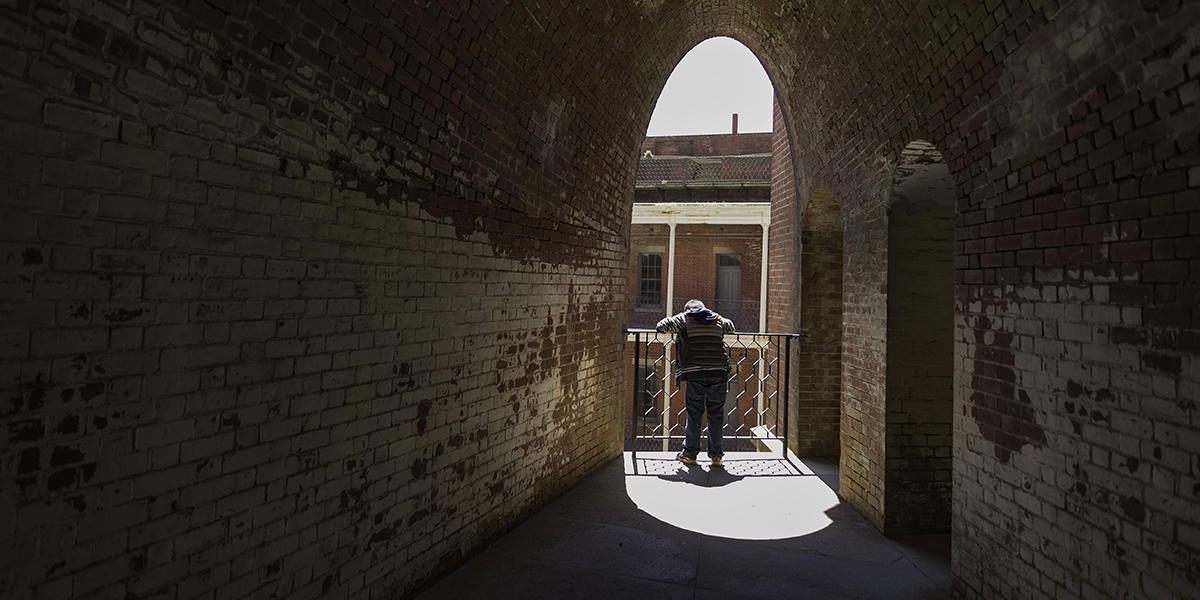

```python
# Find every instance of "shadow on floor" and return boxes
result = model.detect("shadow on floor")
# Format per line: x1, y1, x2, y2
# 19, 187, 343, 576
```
417, 452, 950, 599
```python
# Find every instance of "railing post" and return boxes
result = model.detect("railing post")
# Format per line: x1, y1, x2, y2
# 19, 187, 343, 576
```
632, 331, 640, 463
772, 336, 779, 448
756, 338, 766, 429
783, 335, 792, 458
662, 337, 671, 453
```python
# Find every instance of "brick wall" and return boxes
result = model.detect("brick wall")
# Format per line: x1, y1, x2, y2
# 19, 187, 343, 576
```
628, 224, 763, 329
766, 96, 797, 336
795, 188, 842, 458
766, 96, 805, 454
946, 1, 1199, 593
1, 1, 1197, 598
837, 186, 889, 527
0, 2, 631, 598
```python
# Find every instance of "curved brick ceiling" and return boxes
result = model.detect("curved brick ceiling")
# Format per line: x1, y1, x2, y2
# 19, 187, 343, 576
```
0, 1, 1195, 599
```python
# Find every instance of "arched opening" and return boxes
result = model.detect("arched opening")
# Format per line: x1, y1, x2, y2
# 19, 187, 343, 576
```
623, 35, 830, 540
883, 141, 956, 534
5, 1, 1191, 598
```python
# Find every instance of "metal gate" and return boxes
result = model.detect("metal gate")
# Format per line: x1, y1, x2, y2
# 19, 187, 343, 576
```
627, 329, 798, 460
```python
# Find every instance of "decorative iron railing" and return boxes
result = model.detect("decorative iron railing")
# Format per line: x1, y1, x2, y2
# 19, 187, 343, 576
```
626, 329, 798, 460
635, 154, 771, 186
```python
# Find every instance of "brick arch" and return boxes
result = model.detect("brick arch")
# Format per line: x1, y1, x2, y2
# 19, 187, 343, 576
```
1, 1, 1196, 599
614, 12, 808, 193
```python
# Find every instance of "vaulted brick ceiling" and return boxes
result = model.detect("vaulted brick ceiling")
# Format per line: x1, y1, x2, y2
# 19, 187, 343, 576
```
0, 1, 1196, 599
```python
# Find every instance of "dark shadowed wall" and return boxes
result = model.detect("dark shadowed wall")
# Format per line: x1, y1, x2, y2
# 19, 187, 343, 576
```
0, 1, 1196, 598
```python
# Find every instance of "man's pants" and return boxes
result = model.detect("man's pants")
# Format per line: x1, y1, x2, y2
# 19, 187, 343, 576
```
681, 374, 727, 459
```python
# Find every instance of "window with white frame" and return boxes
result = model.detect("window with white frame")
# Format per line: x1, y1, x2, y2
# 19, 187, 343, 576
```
637, 253, 663, 308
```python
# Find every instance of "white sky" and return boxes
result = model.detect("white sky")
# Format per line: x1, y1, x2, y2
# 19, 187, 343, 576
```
646, 37, 774, 137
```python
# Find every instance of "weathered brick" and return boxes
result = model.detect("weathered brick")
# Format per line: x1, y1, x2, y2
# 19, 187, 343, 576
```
124, 69, 184, 104
43, 101, 119, 138
101, 141, 169, 175
31, 327, 107, 355
92, 248, 159, 273
0, 3, 1194, 600
49, 41, 117, 79
98, 194, 167, 222
34, 272, 111, 299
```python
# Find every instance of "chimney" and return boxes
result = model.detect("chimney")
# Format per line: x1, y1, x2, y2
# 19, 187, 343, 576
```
731, 113, 739, 135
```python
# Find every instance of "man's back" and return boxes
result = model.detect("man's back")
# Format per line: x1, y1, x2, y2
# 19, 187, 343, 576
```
656, 299, 735, 466
656, 303, 735, 380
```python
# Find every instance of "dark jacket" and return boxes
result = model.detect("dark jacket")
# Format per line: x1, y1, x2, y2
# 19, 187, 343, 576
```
655, 308, 735, 381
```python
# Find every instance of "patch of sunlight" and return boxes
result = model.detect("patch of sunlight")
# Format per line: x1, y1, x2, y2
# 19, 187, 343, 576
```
622, 451, 839, 540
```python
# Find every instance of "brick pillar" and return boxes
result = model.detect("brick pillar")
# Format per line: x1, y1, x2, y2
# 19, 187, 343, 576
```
795, 188, 843, 457
767, 96, 798, 335
839, 197, 888, 527
767, 97, 804, 456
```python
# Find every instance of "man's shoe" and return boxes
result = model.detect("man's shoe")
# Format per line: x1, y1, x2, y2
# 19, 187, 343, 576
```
676, 452, 697, 465
711, 455, 724, 468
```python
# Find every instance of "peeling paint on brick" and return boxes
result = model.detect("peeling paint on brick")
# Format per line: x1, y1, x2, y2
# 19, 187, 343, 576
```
0, 1, 1195, 599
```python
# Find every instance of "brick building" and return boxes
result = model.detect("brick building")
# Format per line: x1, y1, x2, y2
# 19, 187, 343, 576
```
626, 126, 780, 454
628, 126, 771, 330
0, 2, 1197, 599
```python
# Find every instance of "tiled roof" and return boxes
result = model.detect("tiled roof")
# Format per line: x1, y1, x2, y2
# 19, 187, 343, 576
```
635, 154, 771, 186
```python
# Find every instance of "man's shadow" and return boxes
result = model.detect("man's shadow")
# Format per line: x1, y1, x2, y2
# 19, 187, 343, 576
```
656, 462, 745, 487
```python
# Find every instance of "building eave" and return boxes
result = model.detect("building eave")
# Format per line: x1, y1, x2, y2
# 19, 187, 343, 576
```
630, 202, 772, 225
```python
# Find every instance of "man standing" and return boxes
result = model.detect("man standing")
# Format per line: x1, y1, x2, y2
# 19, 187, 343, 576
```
656, 299, 735, 467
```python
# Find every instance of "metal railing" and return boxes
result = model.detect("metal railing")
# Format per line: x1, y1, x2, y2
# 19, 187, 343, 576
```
627, 329, 798, 460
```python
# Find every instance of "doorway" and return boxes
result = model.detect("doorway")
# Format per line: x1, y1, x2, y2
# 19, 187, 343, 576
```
715, 253, 742, 323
